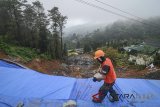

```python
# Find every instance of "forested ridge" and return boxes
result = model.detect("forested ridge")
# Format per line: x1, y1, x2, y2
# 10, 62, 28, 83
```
65, 17, 160, 51
0, 0, 67, 59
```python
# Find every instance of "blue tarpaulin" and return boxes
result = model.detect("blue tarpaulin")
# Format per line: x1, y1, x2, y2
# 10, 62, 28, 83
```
0, 60, 24, 69
0, 60, 160, 107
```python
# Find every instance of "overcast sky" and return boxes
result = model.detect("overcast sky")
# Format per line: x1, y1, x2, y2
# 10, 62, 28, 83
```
28, 0, 160, 28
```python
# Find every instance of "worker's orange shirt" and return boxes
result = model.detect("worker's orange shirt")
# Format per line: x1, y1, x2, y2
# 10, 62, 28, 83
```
101, 58, 116, 83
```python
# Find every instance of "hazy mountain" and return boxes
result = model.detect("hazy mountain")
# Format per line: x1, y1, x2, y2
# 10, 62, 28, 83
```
63, 23, 107, 37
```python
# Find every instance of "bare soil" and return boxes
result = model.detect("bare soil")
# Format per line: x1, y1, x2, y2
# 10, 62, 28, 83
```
0, 51, 159, 79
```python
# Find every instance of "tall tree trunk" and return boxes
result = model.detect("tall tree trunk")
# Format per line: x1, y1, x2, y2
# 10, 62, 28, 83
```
60, 26, 63, 57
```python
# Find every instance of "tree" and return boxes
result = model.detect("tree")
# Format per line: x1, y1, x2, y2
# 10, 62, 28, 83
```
58, 15, 67, 56
23, 1, 49, 51
0, 0, 26, 44
0, 0, 10, 36
76, 41, 81, 49
9, 0, 27, 43
84, 44, 91, 53
63, 43, 68, 56
48, 7, 67, 58
0, 0, 68, 60
48, 7, 61, 58
23, 4, 37, 47
32, 1, 48, 52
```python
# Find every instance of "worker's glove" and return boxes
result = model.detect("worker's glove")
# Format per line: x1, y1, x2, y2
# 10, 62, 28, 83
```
93, 77, 97, 82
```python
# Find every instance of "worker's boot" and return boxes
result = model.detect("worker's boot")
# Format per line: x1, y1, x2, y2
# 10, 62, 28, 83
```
109, 93, 119, 102
92, 97, 102, 103
92, 92, 106, 103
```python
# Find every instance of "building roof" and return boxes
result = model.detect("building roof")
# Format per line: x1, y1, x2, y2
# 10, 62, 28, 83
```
124, 44, 158, 54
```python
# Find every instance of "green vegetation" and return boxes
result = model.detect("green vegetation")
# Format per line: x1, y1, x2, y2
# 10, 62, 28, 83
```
0, 0, 67, 59
65, 17, 160, 51
100, 46, 148, 71
0, 0, 159, 64
67, 49, 78, 56
154, 53, 160, 67
100, 47, 129, 67
0, 41, 51, 62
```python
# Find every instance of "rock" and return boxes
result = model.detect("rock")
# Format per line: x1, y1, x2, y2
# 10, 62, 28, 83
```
63, 100, 76, 107
145, 70, 160, 79
35, 58, 40, 62
61, 63, 68, 68
16, 101, 24, 107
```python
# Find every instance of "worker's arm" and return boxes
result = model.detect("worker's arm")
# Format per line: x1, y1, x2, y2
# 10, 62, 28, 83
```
93, 65, 110, 82
100, 65, 110, 75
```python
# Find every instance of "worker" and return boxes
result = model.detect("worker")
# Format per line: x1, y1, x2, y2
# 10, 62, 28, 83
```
92, 50, 119, 103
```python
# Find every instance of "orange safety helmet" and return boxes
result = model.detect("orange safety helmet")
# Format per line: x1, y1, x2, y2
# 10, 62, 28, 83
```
94, 50, 105, 59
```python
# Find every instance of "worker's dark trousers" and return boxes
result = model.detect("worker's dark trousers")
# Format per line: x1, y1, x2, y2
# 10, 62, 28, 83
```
99, 81, 118, 101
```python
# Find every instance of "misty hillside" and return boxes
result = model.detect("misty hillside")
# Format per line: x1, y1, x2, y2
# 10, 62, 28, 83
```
64, 23, 107, 36
65, 17, 160, 38
64, 17, 160, 50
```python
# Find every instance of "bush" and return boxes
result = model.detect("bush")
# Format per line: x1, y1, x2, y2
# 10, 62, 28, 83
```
154, 53, 160, 67
0, 41, 12, 54
40, 53, 52, 60
0, 41, 52, 62
101, 47, 128, 67
136, 65, 146, 71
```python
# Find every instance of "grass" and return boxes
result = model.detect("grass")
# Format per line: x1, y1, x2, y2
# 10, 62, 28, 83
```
0, 41, 51, 62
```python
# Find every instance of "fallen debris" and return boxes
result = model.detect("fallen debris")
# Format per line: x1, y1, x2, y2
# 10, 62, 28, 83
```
63, 100, 77, 107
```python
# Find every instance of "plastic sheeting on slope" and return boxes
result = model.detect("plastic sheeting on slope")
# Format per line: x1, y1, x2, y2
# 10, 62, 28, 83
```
116, 78, 160, 107
0, 67, 75, 99
0, 60, 160, 107
0, 60, 25, 69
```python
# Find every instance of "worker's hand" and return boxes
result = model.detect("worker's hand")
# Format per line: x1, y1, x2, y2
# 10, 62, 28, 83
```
93, 77, 97, 82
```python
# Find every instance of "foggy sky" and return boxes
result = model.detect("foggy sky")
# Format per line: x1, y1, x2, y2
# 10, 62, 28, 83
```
29, 0, 160, 28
